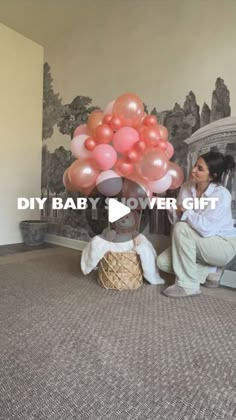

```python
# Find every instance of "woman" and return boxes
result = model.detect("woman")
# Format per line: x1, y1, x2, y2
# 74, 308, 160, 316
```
157, 151, 236, 298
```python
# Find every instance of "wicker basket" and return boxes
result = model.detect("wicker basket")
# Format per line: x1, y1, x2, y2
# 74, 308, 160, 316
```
97, 251, 143, 290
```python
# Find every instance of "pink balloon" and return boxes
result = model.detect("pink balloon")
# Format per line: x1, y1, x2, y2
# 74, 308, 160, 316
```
113, 127, 139, 154
159, 124, 169, 141
138, 150, 169, 181
70, 135, 91, 159
147, 171, 172, 194
104, 100, 115, 115
92, 144, 117, 170
168, 162, 185, 189
68, 159, 99, 191
112, 93, 144, 128
73, 124, 88, 137
96, 170, 122, 196
166, 142, 174, 159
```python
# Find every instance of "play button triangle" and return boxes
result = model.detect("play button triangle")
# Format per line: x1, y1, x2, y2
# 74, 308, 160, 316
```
108, 198, 131, 223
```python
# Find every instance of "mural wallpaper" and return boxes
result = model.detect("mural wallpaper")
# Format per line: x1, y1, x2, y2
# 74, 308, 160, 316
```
41, 63, 236, 270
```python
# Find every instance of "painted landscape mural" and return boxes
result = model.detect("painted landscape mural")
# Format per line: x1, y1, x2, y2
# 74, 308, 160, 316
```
41, 63, 236, 270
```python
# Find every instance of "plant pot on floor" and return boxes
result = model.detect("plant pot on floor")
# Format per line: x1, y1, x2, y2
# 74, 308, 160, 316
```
20, 220, 49, 246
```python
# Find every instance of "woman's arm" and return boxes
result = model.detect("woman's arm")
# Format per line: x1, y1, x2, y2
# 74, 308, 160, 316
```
181, 189, 232, 237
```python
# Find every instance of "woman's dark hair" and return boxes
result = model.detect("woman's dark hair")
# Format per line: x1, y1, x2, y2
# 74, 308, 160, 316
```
200, 151, 235, 183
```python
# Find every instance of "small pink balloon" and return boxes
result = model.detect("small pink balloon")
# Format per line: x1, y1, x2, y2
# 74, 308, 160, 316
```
113, 127, 139, 154
138, 150, 169, 181
73, 124, 88, 137
92, 144, 117, 170
168, 162, 185, 189
96, 170, 122, 196
147, 171, 172, 194
166, 142, 174, 159
104, 100, 115, 115
159, 124, 169, 141
68, 159, 99, 191
70, 135, 91, 159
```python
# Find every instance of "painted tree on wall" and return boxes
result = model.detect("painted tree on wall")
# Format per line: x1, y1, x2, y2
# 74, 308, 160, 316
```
43, 63, 63, 140
41, 67, 232, 240
58, 96, 99, 139
41, 145, 71, 196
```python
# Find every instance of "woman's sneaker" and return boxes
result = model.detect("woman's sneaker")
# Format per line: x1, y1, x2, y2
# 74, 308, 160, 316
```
203, 268, 224, 288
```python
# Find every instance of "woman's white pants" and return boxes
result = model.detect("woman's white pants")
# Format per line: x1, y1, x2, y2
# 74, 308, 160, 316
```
157, 222, 236, 289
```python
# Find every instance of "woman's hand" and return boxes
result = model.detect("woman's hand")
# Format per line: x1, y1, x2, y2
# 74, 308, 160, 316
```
176, 205, 186, 217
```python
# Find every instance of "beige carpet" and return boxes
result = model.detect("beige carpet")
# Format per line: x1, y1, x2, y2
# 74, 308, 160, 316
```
0, 247, 235, 420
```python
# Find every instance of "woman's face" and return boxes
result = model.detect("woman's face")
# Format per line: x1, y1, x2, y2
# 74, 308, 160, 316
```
191, 158, 212, 184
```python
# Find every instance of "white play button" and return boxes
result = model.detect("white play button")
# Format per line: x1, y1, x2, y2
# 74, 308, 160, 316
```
108, 198, 131, 223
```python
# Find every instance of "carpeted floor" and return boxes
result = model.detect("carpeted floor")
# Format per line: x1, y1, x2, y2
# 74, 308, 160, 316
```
0, 247, 235, 420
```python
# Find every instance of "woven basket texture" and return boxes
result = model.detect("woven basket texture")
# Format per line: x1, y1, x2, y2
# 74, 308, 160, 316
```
97, 251, 143, 290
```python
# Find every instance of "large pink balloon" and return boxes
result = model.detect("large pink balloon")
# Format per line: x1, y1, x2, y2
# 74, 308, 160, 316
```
113, 127, 139, 154
96, 170, 122, 196
147, 171, 172, 194
68, 159, 99, 190
138, 150, 169, 181
92, 144, 117, 170
168, 162, 185, 189
112, 93, 144, 128
70, 135, 91, 159
73, 124, 88, 137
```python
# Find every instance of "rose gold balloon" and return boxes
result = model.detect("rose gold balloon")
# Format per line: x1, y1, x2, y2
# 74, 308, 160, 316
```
84, 137, 97, 151
156, 139, 168, 151
87, 110, 104, 136
95, 124, 113, 144
63, 168, 78, 192
112, 93, 144, 128
143, 126, 161, 147
135, 140, 147, 153
168, 162, 185, 189
115, 157, 134, 177
103, 114, 113, 125
68, 159, 99, 191
109, 115, 124, 131
138, 150, 169, 181
127, 149, 140, 162
143, 115, 158, 126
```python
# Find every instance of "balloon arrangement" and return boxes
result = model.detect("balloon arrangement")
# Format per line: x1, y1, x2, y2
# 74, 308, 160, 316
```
63, 93, 184, 197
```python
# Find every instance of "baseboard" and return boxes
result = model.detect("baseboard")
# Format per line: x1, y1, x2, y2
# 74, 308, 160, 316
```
220, 270, 236, 289
46, 234, 87, 251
